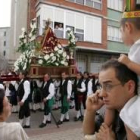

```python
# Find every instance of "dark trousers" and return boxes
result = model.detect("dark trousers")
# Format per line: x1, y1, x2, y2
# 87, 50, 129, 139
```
19, 100, 30, 119
74, 94, 86, 111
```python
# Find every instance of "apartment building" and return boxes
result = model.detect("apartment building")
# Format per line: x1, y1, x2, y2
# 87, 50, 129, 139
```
32, 0, 108, 73
107, 0, 128, 54
0, 27, 10, 69
10, 0, 127, 73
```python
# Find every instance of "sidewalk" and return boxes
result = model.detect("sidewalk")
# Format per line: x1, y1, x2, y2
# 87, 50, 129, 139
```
8, 109, 84, 140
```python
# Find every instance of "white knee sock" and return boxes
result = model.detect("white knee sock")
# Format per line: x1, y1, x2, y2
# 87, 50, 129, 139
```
76, 110, 80, 118
25, 116, 30, 126
43, 115, 47, 124
65, 112, 69, 120
60, 114, 64, 122
48, 113, 51, 121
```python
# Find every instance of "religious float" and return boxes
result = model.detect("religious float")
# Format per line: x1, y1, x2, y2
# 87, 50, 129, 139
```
14, 19, 77, 78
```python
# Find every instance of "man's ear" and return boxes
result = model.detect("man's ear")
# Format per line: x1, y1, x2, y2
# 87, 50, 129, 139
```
125, 22, 133, 34
126, 80, 135, 96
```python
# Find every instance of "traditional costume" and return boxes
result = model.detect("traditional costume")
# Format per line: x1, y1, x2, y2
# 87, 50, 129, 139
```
17, 78, 31, 128
73, 78, 86, 121
57, 78, 72, 125
39, 79, 55, 128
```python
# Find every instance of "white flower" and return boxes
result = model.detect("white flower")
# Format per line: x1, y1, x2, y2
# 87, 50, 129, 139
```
30, 35, 36, 42
44, 55, 49, 60
66, 55, 69, 59
21, 28, 25, 32
57, 44, 62, 49
55, 63, 59, 66
64, 62, 68, 66
50, 53, 54, 57
63, 52, 67, 57
54, 47, 59, 51
61, 61, 65, 65
38, 59, 43, 64
23, 63, 27, 70
52, 56, 56, 61
58, 49, 63, 54
66, 28, 71, 32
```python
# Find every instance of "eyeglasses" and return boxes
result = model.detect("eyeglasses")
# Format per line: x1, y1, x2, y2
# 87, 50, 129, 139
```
98, 83, 122, 93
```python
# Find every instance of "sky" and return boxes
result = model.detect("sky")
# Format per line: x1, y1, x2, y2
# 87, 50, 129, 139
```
0, 0, 12, 27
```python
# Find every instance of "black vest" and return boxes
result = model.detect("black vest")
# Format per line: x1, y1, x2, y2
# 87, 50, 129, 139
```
73, 78, 83, 95
17, 80, 25, 101
84, 78, 90, 95
59, 79, 68, 96
42, 79, 52, 98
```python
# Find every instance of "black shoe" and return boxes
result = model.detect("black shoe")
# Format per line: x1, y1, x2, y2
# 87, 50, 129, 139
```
80, 116, 84, 121
70, 106, 74, 109
23, 125, 31, 128
12, 111, 18, 113
46, 121, 51, 124
32, 110, 36, 113
63, 119, 69, 122
74, 117, 80, 121
57, 120, 63, 125
39, 123, 46, 128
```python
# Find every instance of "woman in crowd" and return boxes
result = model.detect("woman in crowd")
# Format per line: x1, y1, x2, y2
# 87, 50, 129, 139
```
0, 89, 29, 140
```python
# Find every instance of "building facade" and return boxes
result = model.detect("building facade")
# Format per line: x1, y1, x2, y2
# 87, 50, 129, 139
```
0, 27, 10, 70
8, 0, 28, 66
107, 0, 129, 54
9, 0, 128, 73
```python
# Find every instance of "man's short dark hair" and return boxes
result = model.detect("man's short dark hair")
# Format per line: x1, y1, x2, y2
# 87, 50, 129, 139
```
0, 89, 5, 115
20, 71, 28, 77
100, 59, 138, 95
120, 17, 140, 30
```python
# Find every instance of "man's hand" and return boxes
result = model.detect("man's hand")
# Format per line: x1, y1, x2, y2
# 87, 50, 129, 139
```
43, 98, 47, 103
118, 54, 130, 66
86, 90, 104, 112
77, 88, 81, 92
96, 123, 116, 140
19, 101, 24, 106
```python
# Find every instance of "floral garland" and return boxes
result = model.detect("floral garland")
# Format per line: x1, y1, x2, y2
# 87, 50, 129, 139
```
14, 18, 38, 72
66, 28, 76, 52
37, 43, 69, 66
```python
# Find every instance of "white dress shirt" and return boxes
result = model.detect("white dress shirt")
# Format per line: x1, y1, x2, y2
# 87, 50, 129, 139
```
67, 80, 72, 99
21, 80, 30, 103
87, 80, 93, 96
46, 82, 55, 100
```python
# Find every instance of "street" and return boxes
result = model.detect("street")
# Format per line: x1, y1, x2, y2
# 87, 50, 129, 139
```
8, 109, 84, 140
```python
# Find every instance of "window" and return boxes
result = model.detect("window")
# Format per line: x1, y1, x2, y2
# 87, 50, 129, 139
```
37, 16, 40, 35
54, 22, 64, 38
108, 26, 122, 42
85, 0, 102, 10
108, 0, 123, 11
4, 41, 6, 46
4, 31, 6, 36
76, 0, 84, 4
75, 29, 84, 41
137, 0, 140, 4
66, 0, 102, 10
3, 51, 6, 56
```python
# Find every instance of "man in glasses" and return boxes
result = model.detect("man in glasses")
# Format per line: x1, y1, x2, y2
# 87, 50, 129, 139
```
83, 59, 139, 140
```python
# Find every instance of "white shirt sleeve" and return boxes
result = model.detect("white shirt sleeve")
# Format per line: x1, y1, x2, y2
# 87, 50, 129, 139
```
46, 83, 55, 100
87, 80, 93, 96
21, 81, 30, 103
67, 80, 72, 99
79, 81, 86, 92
